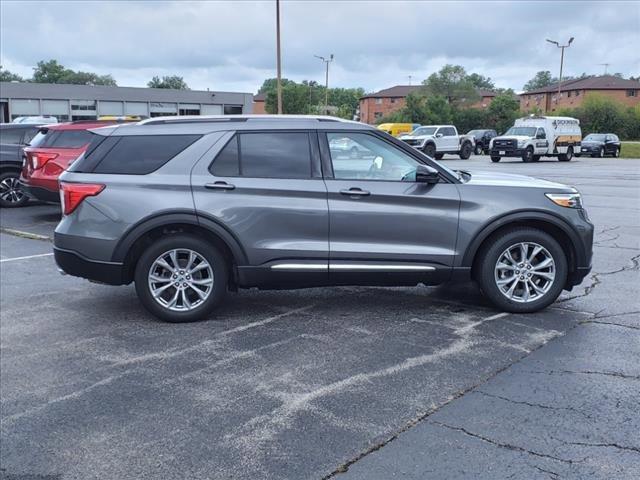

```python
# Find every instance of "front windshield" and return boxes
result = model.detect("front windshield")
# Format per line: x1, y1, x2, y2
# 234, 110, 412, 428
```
505, 127, 537, 137
584, 134, 606, 142
411, 127, 437, 136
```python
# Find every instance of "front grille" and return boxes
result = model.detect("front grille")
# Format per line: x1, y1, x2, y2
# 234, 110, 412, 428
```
402, 139, 420, 146
493, 139, 517, 149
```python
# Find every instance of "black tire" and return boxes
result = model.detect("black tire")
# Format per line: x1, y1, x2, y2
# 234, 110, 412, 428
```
459, 142, 472, 160
474, 143, 484, 155
522, 146, 534, 163
0, 171, 29, 208
134, 234, 228, 322
475, 227, 568, 313
558, 146, 573, 162
614, 147, 620, 158
490, 156, 501, 163
423, 143, 436, 158
597, 146, 604, 158
434, 153, 444, 160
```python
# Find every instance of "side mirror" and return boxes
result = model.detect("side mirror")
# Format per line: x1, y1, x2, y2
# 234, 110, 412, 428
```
415, 164, 439, 184
436, 133, 443, 138
536, 133, 545, 139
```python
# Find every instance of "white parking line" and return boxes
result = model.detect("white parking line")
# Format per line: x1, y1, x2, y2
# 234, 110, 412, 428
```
0, 253, 54, 263
483, 312, 511, 321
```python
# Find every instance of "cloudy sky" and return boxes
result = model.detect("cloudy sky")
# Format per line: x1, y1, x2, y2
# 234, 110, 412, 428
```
1, 0, 639, 94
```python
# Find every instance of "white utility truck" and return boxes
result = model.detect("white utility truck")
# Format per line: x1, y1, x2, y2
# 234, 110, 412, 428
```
489, 116, 581, 163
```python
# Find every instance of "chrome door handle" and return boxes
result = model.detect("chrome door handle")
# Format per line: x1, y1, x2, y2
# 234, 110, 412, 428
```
205, 182, 235, 191
340, 188, 370, 196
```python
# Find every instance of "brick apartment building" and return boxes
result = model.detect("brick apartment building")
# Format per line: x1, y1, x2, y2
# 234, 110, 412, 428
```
358, 85, 498, 124
519, 75, 640, 113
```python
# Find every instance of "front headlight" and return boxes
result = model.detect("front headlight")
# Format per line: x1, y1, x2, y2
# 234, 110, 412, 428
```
545, 192, 583, 208
517, 139, 527, 147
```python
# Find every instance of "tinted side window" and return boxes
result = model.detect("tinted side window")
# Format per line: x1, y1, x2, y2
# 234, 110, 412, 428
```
240, 132, 311, 179
92, 135, 201, 174
0, 128, 24, 145
209, 135, 240, 176
49, 130, 94, 148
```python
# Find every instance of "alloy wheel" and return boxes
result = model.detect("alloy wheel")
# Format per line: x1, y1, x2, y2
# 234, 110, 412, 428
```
148, 249, 214, 312
494, 242, 556, 303
0, 176, 26, 205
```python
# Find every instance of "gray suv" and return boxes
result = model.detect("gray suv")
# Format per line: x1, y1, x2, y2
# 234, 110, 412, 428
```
54, 116, 593, 322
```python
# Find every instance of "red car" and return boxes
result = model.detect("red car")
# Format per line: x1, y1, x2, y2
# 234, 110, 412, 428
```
20, 121, 118, 203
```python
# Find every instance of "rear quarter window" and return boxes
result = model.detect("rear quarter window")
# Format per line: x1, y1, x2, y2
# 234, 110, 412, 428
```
29, 129, 94, 148
78, 135, 201, 175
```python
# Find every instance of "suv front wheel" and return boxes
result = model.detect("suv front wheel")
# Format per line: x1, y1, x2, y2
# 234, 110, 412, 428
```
134, 234, 228, 322
475, 228, 568, 313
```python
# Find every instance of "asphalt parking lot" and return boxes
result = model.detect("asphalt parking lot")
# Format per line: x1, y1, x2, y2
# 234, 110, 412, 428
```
1, 156, 639, 480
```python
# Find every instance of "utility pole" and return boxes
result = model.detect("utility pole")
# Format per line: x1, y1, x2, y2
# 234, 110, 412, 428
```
407, 75, 413, 85
546, 37, 574, 105
276, 0, 283, 114
598, 63, 610, 75
314, 54, 334, 112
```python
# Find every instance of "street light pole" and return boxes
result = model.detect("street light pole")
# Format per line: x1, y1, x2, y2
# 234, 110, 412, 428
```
276, 0, 283, 114
546, 37, 574, 105
314, 54, 334, 113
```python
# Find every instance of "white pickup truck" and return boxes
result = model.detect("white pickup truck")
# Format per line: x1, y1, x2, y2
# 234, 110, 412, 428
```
398, 125, 474, 160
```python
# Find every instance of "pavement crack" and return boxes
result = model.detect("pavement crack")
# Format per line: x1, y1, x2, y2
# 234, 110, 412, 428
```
430, 421, 577, 464
558, 253, 640, 303
580, 319, 640, 331
475, 391, 591, 419
532, 465, 560, 478
527, 369, 640, 381
564, 441, 640, 454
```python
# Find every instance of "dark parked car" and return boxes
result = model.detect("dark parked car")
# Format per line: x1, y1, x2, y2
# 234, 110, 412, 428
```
0, 123, 42, 207
577, 133, 621, 158
55, 115, 593, 322
467, 129, 497, 155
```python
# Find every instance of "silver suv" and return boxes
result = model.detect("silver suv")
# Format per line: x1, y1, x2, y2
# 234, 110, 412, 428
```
54, 116, 593, 322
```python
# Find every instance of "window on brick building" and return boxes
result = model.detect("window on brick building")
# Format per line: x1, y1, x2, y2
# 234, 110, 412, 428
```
567, 91, 572, 98
627, 90, 638, 97
575, 90, 580, 96
375, 98, 383, 104
374, 112, 383, 119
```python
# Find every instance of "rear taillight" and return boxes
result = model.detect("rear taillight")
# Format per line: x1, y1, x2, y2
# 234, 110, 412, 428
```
30, 152, 59, 170
59, 182, 105, 215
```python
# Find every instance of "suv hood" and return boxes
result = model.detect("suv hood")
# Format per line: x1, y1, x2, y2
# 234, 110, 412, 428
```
399, 134, 434, 141
463, 170, 572, 190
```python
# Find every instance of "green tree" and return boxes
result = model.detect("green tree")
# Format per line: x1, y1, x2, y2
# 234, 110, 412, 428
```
453, 108, 490, 134
467, 73, 495, 90
579, 93, 626, 135
487, 90, 520, 134
424, 95, 453, 123
32, 59, 68, 83
423, 64, 479, 107
31, 59, 117, 85
147, 75, 189, 90
60, 70, 116, 86
523, 71, 553, 91
0, 66, 24, 82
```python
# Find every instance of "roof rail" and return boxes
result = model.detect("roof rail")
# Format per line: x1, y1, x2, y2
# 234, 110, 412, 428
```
139, 114, 355, 126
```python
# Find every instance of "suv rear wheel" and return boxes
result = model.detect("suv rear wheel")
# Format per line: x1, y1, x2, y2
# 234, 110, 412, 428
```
0, 171, 29, 208
134, 234, 228, 322
475, 228, 568, 313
